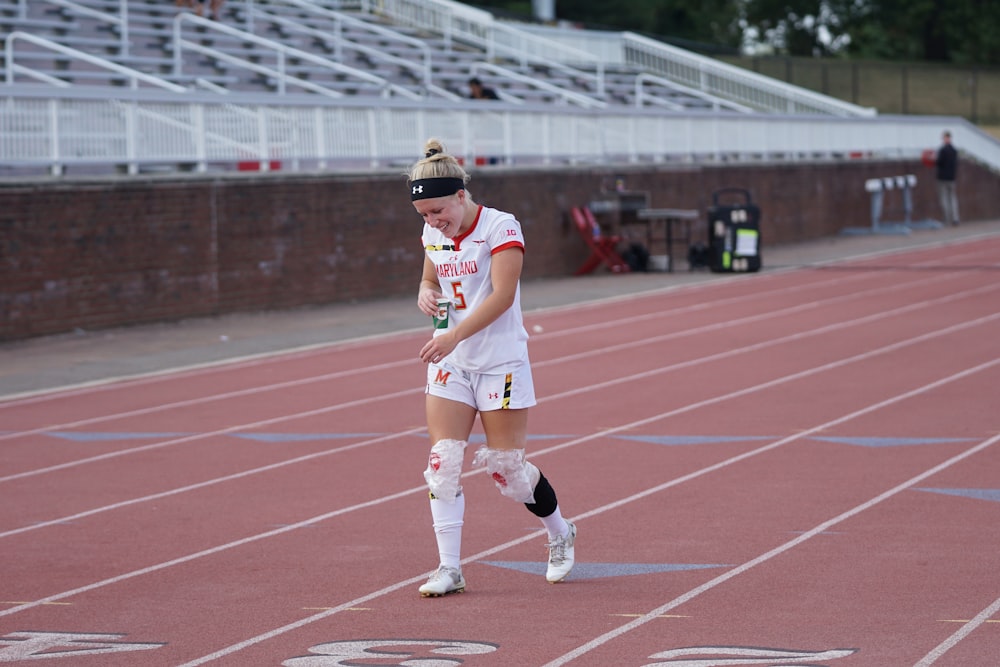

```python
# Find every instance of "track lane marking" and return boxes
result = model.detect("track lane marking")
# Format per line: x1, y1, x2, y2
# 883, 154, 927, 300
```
2, 285, 998, 537
545, 428, 1000, 667
181, 358, 1000, 666
1, 239, 991, 417
1, 321, 997, 659
916, 597, 1000, 666
0, 261, 887, 423
2, 265, 995, 486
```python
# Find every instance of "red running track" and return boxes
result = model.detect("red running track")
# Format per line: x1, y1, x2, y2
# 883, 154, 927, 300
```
1, 236, 999, 667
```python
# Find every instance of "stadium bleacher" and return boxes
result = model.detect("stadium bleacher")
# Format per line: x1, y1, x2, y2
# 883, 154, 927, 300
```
1, 0, 997, 176
1, 0, 762, 108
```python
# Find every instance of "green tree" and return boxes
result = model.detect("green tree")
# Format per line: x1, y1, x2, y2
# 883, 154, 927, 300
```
648, 0, 744, 48
840, 0, 1000, 64
471, 0, 1000, 64
472, 0, 743, 49
740, 0, 856, 56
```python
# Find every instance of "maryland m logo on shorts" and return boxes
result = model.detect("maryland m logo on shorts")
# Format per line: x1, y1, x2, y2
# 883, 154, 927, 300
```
426, 362, 536, 411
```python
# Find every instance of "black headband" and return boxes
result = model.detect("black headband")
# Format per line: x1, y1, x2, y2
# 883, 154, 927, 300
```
410, 177, 465, 201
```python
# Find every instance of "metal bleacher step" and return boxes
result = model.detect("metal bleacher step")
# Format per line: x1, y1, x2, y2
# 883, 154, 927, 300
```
0, 0, 763, 112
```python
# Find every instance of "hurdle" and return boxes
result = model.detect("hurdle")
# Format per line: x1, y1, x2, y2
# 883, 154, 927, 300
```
841, 174, 943, 236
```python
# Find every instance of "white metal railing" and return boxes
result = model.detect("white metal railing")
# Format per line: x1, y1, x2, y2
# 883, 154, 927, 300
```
4, 32, 187, 92
2, 87, 997, 176
634, 73, 754, 113
515, 22, 621, 64
469, 62, 606, 108
374, 0, 605, 96
42, 0, 130, 56
254, 1, 436, 89
371, 0, 492, 49
621, 33, 876, 117
172, 13, 420, 99
6, 0, 880, 117
324, 0, 875, 116
4, 0, 869, 116
481, 21, 604, 97
514, 23, 877, 117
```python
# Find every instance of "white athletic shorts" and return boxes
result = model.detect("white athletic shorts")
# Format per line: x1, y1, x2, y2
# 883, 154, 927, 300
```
426, 361, 536, 411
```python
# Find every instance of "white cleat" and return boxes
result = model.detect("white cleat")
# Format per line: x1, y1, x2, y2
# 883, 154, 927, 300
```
545, 521, 576, 583
419, 565, 466, 597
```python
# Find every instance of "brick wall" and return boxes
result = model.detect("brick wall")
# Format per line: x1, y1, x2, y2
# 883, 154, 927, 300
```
2, 159, 997, 341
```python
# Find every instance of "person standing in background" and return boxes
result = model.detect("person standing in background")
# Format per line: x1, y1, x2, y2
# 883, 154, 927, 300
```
936, 131, 960, 226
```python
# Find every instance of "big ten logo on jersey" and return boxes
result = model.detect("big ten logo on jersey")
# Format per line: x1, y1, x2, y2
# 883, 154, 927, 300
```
505, 228, 518, 237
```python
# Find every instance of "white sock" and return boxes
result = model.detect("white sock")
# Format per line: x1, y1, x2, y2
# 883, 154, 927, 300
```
430, 491, 465, 569
538, 505, 569, 540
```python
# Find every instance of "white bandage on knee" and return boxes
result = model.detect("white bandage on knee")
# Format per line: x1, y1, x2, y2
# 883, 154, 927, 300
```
472, 445, 539, 504
424, 439, 467, 503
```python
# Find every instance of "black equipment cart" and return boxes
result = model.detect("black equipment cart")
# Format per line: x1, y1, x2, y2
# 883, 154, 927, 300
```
706, 188, 762, 273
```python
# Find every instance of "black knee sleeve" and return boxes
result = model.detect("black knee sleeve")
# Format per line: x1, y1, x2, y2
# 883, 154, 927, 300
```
524, 472, 558, 518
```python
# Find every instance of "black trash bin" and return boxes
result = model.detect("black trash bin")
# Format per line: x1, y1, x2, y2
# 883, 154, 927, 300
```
706, 188, 762, 273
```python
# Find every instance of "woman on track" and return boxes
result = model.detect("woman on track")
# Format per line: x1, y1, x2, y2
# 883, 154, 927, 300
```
408, 138, 576, 596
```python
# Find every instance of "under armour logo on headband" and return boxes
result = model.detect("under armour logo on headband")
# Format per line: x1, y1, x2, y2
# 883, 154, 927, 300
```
410, 177, 465, 201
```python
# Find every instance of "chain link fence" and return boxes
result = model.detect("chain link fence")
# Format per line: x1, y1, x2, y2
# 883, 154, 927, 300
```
721, 56, 1000, 128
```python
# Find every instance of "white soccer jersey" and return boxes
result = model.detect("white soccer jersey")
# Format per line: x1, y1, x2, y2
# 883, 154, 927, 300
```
422, 205, 530, 373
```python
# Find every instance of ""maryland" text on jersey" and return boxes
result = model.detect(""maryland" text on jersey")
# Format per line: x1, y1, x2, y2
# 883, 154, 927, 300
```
436, 260, 478, 278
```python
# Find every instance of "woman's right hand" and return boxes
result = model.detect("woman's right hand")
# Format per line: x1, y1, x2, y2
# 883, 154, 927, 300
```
417, 287, 442, 317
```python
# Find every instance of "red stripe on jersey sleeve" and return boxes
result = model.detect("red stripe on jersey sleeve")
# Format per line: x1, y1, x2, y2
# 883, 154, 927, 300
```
492, 240, 525, 255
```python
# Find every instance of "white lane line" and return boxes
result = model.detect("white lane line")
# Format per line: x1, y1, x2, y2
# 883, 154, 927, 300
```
0, 328, 426, 406
3, 291, 998, 536
527, 233, 1000, 320
3, 237, 989, 415
0, 356, 416, 443
533, 280, 999, 371
913, 595, 1000, 666
543, 429, 1000, 667
3, 265, 994, 485
0, 258, 877, 420
183, 359, 1000, 667
0, 325, 995, 634
0, 426, 425, 540
0, 385, 420, 486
